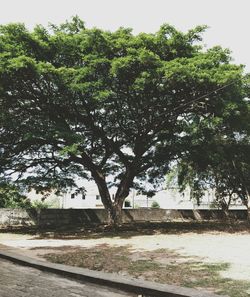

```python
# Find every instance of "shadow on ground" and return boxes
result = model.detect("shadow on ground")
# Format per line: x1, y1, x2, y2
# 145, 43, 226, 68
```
1, 221, 250, 241
31, 244, 250, 297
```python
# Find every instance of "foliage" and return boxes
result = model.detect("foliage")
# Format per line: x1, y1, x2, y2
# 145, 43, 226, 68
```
0, 180, 31, 208
167, 79, 250, 209
0, 16, 249, 223
175, 125, 250, 209
30, 200, 50, 209
151, 201, 160, 208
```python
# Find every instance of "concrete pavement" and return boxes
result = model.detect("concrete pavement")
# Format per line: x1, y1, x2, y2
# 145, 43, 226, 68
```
0, 258, 135, 297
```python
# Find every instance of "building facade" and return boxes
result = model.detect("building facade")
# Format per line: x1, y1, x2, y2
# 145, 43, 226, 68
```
27, 180, 245, 209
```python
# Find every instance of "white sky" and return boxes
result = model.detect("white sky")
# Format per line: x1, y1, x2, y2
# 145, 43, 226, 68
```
1, 0, 250, 72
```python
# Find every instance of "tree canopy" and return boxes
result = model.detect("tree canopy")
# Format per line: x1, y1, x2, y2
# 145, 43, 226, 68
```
0, 16, 249, 223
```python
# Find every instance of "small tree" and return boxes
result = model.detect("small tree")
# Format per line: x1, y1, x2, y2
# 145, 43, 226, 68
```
176, 135, 250, 212
0, 180, 30, 208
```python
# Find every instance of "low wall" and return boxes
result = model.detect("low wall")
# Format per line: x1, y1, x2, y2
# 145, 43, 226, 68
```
0, 208, 248, 228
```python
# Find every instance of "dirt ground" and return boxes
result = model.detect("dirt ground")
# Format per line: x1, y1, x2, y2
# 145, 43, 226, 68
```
1, 231, 250, 282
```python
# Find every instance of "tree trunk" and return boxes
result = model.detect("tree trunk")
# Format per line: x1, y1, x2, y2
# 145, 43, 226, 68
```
221, 203, 230, 220
101, 192, 128, 227
246, 193, 250, 222
107, 201, 124, 227
239, 194, 249, 222
92, 175, 125, 227
90, 170, 118, 226
109, 168, 135, 226
92, 167, 134, 227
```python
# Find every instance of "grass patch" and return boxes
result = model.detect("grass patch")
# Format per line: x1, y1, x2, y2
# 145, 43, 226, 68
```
41, 245, 250, 297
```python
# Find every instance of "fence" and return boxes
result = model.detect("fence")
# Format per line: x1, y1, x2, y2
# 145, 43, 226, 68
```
0, 208, 248, 228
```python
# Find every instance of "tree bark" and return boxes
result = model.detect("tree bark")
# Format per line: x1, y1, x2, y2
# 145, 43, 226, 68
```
91, 170, 125, 226
110, 168, 135, 226
73, 151, 136, 226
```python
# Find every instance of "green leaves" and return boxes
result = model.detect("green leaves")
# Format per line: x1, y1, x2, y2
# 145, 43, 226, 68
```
0, 17, 248, 209
0, 180, 30, 208
59, 143, 81, 156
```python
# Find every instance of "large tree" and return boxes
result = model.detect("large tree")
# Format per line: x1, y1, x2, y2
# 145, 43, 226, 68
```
0, 17, 249, 224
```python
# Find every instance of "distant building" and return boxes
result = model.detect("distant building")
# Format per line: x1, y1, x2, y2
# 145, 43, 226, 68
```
26, 181, 245, 209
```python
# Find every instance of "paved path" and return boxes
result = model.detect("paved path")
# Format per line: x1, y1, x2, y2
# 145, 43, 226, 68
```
0, 259, 136, 297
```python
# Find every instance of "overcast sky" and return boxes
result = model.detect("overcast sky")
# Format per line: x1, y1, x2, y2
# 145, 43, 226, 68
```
1, 0, 249, 71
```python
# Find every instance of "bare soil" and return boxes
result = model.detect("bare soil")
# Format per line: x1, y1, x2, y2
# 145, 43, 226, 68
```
1, 225, 250, 297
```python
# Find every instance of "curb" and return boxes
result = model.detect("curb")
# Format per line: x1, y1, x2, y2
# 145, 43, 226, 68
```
0, 247, 228, 297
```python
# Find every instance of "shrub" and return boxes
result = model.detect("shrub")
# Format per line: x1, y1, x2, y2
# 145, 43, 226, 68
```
151, 201, 160, 208
31, 200, 50, 209
0, 181, 31, 208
